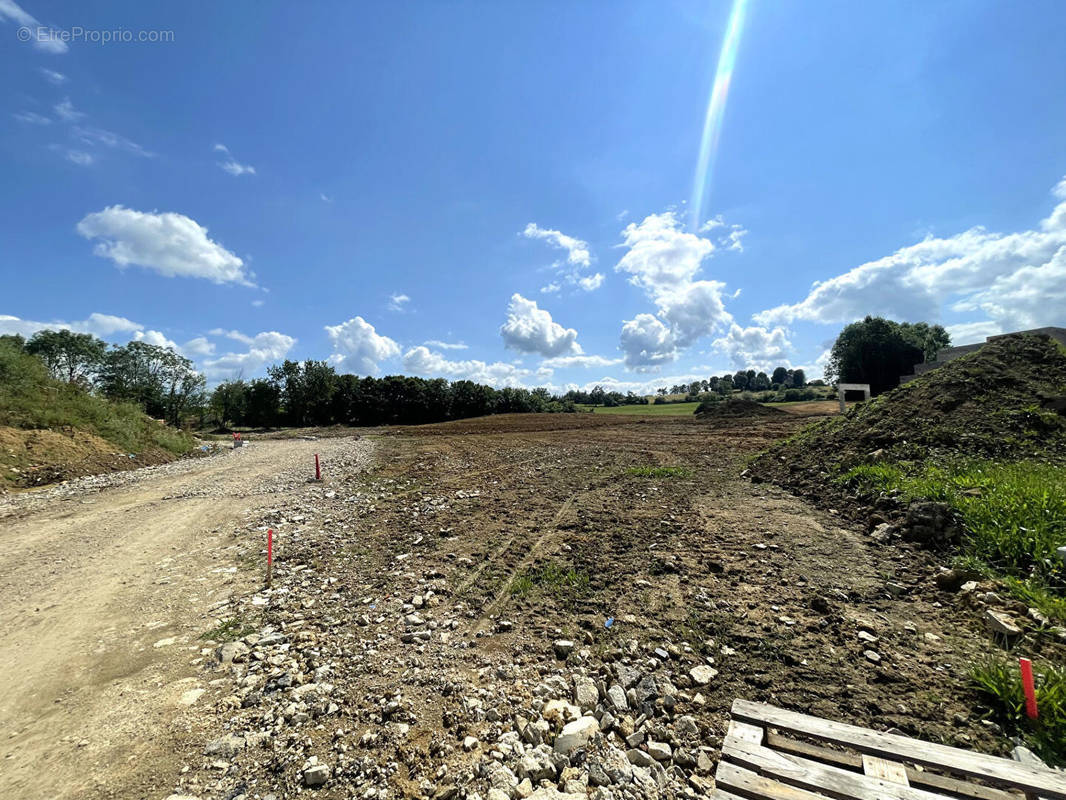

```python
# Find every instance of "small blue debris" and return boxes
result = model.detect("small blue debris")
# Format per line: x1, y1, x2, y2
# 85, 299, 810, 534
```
604, 616, 614, 629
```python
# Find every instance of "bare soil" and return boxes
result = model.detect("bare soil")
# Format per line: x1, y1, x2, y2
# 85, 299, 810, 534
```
0, 412, 1026, 799
0, 436, 369, 800
0, 425, 184, 490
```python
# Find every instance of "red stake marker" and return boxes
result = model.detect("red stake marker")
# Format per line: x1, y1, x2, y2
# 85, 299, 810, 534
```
315, 453, 321, 481
1019, 657, 1038, 719
266, 528, 273, 587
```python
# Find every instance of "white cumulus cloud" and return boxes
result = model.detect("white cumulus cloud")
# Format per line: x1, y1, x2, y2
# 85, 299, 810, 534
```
202, 331, 296, 380
619, 313, 677, 371
77, 206, 253, 286
754, 176, 1066, 335
499, 293, 580, 357
403, 346, 553, 388
712, 323, 792, 371
540, 354, 623, 369
0, 311, 142, 339
614, 211, 736, 368
325, 316, 400, 375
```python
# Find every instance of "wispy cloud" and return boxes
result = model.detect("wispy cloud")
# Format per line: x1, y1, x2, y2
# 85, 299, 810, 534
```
72, 125, 153, 157
213, 142, 256, 176
63, 149, 94, 166
424, 340, 468, 350
522, 222, 603, 293
0, 0, 68, 53
53, 97, 84, 121
39, 67, 66, 84
387, 293, 410, 312
12, 110, 50, 125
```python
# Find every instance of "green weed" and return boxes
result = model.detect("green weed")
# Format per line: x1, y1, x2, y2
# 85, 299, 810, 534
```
971, 656, 1066, 766
200, 616, 256, 642
838, 459, 1066, 618
509, 561, 590, 601
626, 465, 692, 478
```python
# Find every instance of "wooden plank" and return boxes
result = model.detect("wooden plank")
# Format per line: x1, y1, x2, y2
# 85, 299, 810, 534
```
766, 733, 1020, 800
716, 761, 836, 800
864, 755, 910, 786
731, 699, 1066, 800
729, 719, 767, 745
722, 737, 951, 800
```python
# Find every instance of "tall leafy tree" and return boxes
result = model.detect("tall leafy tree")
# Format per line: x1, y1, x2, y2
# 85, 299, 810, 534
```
826, 315, 945, 395
26, 329, 107, 385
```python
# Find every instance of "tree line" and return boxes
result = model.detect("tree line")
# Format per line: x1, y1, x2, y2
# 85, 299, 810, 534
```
657, 367, 809, 399
212, 360, 574, 428
1, 330, 203, 426
2, 314, 952, 430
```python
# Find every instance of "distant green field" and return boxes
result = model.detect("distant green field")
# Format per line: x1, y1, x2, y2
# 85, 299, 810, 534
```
576, 402, 700, 415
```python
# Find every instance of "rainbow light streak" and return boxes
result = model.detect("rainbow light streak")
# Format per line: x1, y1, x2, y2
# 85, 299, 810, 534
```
690, 0, 750, 232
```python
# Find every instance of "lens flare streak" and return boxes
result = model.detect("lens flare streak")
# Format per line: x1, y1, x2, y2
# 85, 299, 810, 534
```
690, 0, 750, 232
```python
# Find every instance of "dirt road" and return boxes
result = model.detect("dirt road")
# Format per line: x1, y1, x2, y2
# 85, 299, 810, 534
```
0, 435, 372, 800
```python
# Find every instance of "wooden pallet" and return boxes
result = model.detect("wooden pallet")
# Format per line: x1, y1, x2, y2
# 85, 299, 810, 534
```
714, 699, 1065, 800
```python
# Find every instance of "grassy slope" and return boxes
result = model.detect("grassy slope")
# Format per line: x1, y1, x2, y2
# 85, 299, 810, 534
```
0, 340, 196, 487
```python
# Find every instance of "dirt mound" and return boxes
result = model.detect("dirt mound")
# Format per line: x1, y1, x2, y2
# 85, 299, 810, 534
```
0, 426, 181, 490
696, 398, 787, 419
749, 333, 1066, 499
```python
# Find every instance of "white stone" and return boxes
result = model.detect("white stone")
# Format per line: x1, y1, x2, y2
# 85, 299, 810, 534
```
689, 665, 718, 686
647, 740, 672, 761
554, 715, 599, 754
574, 677, 599, 710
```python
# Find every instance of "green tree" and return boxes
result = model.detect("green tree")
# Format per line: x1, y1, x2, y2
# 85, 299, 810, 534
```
826, 316, 944, 395
732, 370, 749, 390
752, 371, 771, 390
100, 341, 204, 425
791, 368, 806, 387
771, 366, 789, 385
899, 321, 951, 362
26, 329, 107, 385
210, 380, 248, 428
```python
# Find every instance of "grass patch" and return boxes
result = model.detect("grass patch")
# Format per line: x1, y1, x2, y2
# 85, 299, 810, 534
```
509, 561, 590, 602
971, 656, 1066, 765
838, 459, 1066, 618
578, 402, 701, 416
626, 465, 692, 478
199, 616, 256, 642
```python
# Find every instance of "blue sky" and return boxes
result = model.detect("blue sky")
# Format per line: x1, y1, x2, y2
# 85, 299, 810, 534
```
3, 0, 1065, 391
